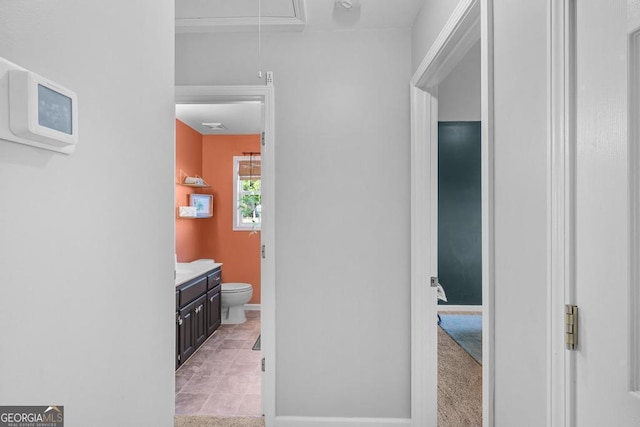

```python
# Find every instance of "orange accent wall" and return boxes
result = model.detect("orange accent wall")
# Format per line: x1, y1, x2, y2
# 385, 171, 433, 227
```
174, 121, 261, 304
202, 134, 261, 304
175, 119, 205, 262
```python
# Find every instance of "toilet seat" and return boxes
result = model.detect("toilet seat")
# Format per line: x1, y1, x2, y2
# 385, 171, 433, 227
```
222, 283, 252, 293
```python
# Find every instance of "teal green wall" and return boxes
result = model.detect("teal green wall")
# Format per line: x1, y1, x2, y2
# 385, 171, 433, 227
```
438, 122, 482, 306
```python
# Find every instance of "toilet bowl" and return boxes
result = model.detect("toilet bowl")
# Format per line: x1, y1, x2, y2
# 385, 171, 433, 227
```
220, 283, 253, 324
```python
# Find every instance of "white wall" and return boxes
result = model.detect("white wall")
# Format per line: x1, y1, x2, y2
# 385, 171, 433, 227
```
411, 0, 459, 73
438, 40, 481, 121
177, 29, 412, 419
0, 3, 176, 426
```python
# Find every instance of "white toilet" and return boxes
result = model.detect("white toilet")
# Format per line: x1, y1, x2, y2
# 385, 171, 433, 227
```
220, 283, 253, 324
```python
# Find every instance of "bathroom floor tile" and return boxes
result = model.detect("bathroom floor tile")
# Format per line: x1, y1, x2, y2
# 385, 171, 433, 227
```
199, 393, 243, 416
176, 309, 262, 417
219, 339, 249, 349
175, 372, 193, 394
211, 375, 252, 394
182, 371, 224, 394
245, 376, 261, 395
225, 359, 261, 376
236, 394, 261, 416
175, 392, 209, 414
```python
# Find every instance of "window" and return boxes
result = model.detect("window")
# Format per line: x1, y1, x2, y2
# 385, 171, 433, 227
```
233, 155, 261, 231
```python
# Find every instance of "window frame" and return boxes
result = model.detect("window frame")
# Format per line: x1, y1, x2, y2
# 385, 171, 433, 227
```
232, 155, 262, 231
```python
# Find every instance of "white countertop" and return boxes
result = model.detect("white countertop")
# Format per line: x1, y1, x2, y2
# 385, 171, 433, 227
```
175, 259, 222, 287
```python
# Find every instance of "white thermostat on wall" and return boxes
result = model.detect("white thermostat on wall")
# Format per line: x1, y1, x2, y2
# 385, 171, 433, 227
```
0, 57, 78, 154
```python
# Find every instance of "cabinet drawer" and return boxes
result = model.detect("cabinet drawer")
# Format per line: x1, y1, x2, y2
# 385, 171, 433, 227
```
207, 269, 222, 290
179, 276, 207, 307
209, 283, 221, 295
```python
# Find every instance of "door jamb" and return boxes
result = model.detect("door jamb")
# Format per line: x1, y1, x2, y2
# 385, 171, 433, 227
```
548, 1, 576, 426
175, 85, 276, 426
409, 0, 490, 425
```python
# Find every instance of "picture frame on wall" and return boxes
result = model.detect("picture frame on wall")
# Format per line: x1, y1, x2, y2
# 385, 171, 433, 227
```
188, 193, 213, 218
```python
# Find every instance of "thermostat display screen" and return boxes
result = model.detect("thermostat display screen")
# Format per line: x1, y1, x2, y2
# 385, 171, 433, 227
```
38, 84, 72, 135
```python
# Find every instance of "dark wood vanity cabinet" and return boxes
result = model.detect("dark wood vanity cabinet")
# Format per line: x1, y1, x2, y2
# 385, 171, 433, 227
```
206, 286, 221, 336
205, 269, 222, 337
176, 267, 222, 369
178, 298, 197, 364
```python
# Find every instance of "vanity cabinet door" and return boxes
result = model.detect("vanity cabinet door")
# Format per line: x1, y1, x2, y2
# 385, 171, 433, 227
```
178, 299, 196, 364
193, 294, 207, 349
206, 285, 221, 337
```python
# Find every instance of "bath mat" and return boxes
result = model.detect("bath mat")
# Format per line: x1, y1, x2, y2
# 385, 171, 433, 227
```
252, 335, 261, 351
438, 314, 482, 364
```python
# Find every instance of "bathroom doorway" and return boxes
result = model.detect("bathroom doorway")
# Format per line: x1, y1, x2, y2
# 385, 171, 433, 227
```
174, 85, 276, 423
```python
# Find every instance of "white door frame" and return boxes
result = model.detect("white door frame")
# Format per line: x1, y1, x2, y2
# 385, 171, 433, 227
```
409, 0, 492, 425
548, 1, 576, 425
175, 85, 276, 425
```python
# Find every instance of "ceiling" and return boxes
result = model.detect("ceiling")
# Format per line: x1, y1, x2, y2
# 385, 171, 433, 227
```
175, 0, 424, 134
176, 103, 263, 135
176, 0, 424, 32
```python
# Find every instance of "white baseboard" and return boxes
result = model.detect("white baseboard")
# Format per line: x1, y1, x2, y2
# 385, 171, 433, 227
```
437, 304, 483, 313
275, 417, 411, 427
245, 304, 261, 311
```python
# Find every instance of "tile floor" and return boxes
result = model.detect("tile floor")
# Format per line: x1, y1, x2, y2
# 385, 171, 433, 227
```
175, 310, 262, 417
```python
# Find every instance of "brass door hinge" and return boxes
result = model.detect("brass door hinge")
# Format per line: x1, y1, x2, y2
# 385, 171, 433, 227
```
565, 305, 578, 350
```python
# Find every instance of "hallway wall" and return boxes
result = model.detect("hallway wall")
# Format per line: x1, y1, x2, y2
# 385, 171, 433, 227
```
177, 28, 412, 419
0, 2, 175, 426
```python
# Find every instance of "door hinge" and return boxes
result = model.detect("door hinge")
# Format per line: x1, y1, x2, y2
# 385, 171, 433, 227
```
565, 304, 578, 350
261, 132, 266, 146
261, 357, 266, 372
178, 354, 181, 362
177, 315, 183, 326
261, 244, 266, 259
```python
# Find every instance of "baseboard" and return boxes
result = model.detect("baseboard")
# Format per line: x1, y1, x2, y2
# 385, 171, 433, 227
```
437, 304, 483, 313
275, 417, 411, 427
245, 304, 261, 311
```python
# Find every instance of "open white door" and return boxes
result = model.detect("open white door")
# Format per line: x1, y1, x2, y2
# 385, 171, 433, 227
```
567, 1, 640, 425
409, 1, 484, 426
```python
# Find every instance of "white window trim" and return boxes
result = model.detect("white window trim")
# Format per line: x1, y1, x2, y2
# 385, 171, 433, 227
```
233, 155, 262, 231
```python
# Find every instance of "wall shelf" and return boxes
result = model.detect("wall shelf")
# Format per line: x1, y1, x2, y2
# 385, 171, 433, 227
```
177, 183, 211, 188
177, 170, 210, 187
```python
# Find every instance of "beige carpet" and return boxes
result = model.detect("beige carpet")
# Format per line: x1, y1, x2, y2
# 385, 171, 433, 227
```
438, 326, 483, 426
175, 416, 264, 427
175, 328, 481, 427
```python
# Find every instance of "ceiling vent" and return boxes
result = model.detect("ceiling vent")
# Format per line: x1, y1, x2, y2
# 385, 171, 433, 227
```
202, 122, 227, 130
